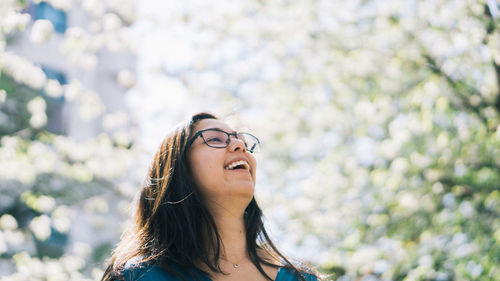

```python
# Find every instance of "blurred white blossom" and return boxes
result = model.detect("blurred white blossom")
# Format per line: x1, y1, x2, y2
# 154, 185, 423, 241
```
29, 114, 48, 130
27, 96, 48, 128
0, 8, 30, 35
29, 215, 51, 241
0, 89, 7, 104
79, 91, 105, 120
102, 13, 122, 31
81, 0, 106, 17
63, 80, 85, 101
116, 69, 136, 89
37, 195, 56, 213
52, 206, 73, 233
34, 0, 72, 11
4, 230, 24, 247
0, 214, 18, 230
44, 79, 64, 98
0, 232, 6, 254
27, 96, 46, 114
3, 52, 47, 89
30, 19, 54, 43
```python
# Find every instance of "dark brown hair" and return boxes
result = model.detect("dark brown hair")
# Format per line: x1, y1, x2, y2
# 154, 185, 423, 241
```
101, 112, 318, 281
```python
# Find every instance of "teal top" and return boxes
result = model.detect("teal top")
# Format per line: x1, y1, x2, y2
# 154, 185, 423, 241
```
122, 264, 318, 281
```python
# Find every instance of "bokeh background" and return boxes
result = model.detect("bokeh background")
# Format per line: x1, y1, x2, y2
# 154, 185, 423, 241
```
1, 0, 500, 280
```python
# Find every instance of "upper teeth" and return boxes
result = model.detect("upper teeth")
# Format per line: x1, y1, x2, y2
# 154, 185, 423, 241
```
225, 160, 250, 170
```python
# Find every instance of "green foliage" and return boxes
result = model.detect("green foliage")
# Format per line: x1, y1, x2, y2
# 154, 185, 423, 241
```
0, 75, 37, 136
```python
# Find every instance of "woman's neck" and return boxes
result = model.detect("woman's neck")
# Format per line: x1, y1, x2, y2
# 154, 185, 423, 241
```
211, 208, 248, 263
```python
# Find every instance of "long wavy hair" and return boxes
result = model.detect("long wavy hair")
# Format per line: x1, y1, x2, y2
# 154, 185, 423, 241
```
102, 112, 317, 281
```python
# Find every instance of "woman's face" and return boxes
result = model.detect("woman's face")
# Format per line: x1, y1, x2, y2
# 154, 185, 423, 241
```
188, 119, 257, 209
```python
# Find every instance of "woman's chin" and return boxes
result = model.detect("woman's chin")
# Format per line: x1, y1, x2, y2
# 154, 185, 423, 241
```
223, 184, 255, 207
235, 182, 255, 197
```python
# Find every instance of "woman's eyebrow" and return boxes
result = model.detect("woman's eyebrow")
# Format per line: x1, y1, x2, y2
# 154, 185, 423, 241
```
209, 127, 237, 133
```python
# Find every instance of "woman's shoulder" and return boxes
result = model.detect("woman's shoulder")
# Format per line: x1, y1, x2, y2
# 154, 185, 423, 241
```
277, 267, 319, 281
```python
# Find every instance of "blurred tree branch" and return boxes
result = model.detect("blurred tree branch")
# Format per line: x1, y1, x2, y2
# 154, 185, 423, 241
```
423, 52, 489, 125
484, 2, 500, 111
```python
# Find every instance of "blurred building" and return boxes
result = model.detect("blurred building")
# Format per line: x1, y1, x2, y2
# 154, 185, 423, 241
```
6, 1, 135, 141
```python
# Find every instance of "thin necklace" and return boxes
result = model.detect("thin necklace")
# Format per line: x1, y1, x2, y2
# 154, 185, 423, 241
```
221, 256, 246, 269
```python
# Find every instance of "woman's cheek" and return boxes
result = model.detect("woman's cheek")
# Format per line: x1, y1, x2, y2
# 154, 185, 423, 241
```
193, 158, 220, 193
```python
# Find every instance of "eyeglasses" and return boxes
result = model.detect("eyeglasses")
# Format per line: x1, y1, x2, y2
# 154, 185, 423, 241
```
188, 128, 260, 153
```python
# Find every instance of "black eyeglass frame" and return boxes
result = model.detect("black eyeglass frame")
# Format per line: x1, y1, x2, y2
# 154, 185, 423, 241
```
187, 128, 261, 153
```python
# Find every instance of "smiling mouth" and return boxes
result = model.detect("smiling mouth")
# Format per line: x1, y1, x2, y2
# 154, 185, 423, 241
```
224, 160, 250, 171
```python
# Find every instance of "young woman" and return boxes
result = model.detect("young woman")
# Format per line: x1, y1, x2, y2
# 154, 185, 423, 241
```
102, 112, 319, 281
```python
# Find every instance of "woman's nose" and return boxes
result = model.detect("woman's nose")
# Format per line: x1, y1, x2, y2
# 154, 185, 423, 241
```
228, 136, 246, 152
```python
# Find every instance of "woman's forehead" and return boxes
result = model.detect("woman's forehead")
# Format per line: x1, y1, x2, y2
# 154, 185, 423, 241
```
194, 119, 235, 132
